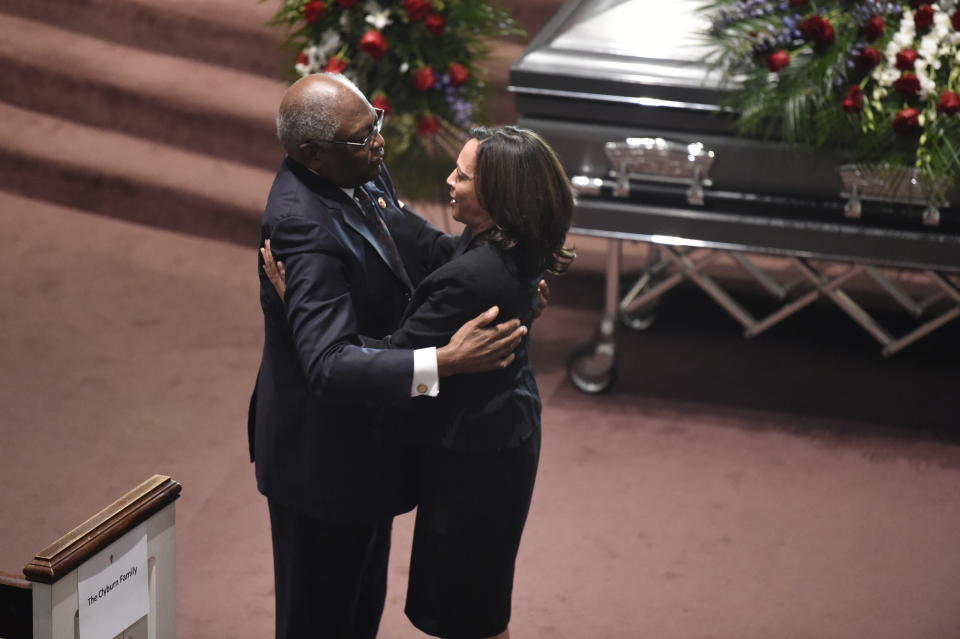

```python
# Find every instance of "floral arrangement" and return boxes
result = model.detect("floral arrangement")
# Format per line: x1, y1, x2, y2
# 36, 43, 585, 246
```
270, 0, 523, 197
704, 0, 960, 201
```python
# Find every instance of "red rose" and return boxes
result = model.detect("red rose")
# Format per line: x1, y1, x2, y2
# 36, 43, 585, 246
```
862, 16, 885, 42
416, 114, 441, 136
372, 94, 392, 116
425, 13, 445, 36
856, 47, 881, 71
938, 90, 960, 115
448, 62, 469, 86
303, 1, 326, 23
893, 72, 921, 97
952, 9, 960, 31
842, 85, 864, 113
896, 48, 919, 70
324, 56, 347, 73
766, 50, 790, 72
404, 0, 433, 21
337, 0, 357, 6
359, 29, 387, 60
413, 66, 436, 91
799, 16, 835, 48
892, 107, 921, 134
915, 4, 935, 31
296, 52, 309, 66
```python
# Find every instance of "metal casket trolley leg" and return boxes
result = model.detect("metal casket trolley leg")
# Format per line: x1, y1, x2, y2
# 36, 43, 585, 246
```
567, 238, 623, 393
618, 244, 663, 330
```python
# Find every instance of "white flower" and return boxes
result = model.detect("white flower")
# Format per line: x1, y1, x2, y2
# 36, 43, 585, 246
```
884, 7, 918, 75
893, 30, 915, 49
874, 66, 900, 87
316, 28, 342, 59
399, 61, 409, 73
917, 68, 936, 99
910, 7, 954, 85
364, 1, 393, 29
295, 44, 320, 77
891, 8, 916, 49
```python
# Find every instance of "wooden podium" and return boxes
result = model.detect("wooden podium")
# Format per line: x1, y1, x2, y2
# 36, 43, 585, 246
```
4, 475, 181, 639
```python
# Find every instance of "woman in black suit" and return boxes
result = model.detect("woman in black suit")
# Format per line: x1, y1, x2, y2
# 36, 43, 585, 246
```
264, 126, 574, 639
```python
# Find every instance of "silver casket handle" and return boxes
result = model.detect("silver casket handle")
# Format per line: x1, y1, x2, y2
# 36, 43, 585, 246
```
605, 137, 716, 206
839, 164, 946, 226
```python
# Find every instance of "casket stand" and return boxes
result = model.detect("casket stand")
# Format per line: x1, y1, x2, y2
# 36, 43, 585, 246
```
509, 0, 960, 392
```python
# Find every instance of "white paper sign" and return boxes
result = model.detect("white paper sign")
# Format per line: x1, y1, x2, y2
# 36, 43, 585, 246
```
78, 522, 150, 639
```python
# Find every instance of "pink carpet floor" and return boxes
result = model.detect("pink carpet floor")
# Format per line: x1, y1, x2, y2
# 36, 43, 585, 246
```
2, 191, 960, 638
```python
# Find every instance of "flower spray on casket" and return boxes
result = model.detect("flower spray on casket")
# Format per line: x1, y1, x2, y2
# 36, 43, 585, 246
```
270, 0, 523, 199
703, 0, 960, 208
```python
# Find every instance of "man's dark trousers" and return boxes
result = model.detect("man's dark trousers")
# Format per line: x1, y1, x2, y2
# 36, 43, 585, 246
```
269, 499, 393, 639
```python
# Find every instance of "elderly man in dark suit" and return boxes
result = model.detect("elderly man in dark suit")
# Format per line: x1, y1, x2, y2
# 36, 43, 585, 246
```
249, 73, 527, 639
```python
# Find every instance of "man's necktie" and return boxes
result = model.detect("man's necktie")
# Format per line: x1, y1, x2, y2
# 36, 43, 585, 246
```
355, 189, 412, 290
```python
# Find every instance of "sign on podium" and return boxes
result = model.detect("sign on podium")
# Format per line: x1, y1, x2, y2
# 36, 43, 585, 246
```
22, 475, 181, 639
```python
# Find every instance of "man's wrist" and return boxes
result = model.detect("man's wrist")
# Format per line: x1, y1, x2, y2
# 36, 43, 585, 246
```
436, 344, 458, 377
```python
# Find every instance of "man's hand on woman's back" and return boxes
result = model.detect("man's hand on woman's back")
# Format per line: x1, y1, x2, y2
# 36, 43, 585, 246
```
437, 306, 526, 376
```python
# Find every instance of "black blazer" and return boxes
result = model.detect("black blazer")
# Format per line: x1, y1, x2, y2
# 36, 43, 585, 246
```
378, 233, 542, 452
249, 158, 456, 521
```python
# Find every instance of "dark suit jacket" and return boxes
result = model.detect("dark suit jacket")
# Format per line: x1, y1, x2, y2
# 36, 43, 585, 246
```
249, 157, 456, 521
377, 233, 542, 452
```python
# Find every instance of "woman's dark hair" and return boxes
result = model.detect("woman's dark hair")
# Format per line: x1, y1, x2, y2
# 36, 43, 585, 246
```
470, 126, 575, 276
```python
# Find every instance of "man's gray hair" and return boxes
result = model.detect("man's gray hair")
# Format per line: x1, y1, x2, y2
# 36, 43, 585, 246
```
276, 73, 367, 155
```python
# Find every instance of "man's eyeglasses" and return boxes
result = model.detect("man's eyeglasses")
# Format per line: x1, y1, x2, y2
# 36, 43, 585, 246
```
313, 108, 385, 150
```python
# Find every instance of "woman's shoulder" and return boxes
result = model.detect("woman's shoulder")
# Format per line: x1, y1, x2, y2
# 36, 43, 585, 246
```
440, 242, 514, 280
436, 243, 535, 301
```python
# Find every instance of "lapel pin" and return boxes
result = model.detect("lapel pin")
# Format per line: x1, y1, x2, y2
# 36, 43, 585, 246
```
377, 197, 387, 209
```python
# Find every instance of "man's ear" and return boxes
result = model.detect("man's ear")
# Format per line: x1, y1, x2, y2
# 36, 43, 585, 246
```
298, 142, 316, 166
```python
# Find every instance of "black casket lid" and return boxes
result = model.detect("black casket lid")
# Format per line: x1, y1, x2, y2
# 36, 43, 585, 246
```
511, 0, 730, 111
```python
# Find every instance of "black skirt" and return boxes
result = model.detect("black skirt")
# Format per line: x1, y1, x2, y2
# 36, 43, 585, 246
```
405, 429, 541, 639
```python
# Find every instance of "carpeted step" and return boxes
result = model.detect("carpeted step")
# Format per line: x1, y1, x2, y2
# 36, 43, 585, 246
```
0, 0, 290, 79
0, 13, 287, 172
0, 0, 560, 81
0, 102, 273, 246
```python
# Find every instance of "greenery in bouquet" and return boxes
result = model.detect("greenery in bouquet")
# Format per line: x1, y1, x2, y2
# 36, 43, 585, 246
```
704, 0, 960, 200
269, 0, 523, 198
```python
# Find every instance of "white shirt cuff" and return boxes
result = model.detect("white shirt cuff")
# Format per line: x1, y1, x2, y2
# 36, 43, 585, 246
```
411, 347, 439, 397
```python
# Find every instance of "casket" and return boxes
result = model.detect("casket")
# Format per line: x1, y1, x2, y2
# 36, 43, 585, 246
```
509, 0, 960, 252
509, 0, 960, 390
